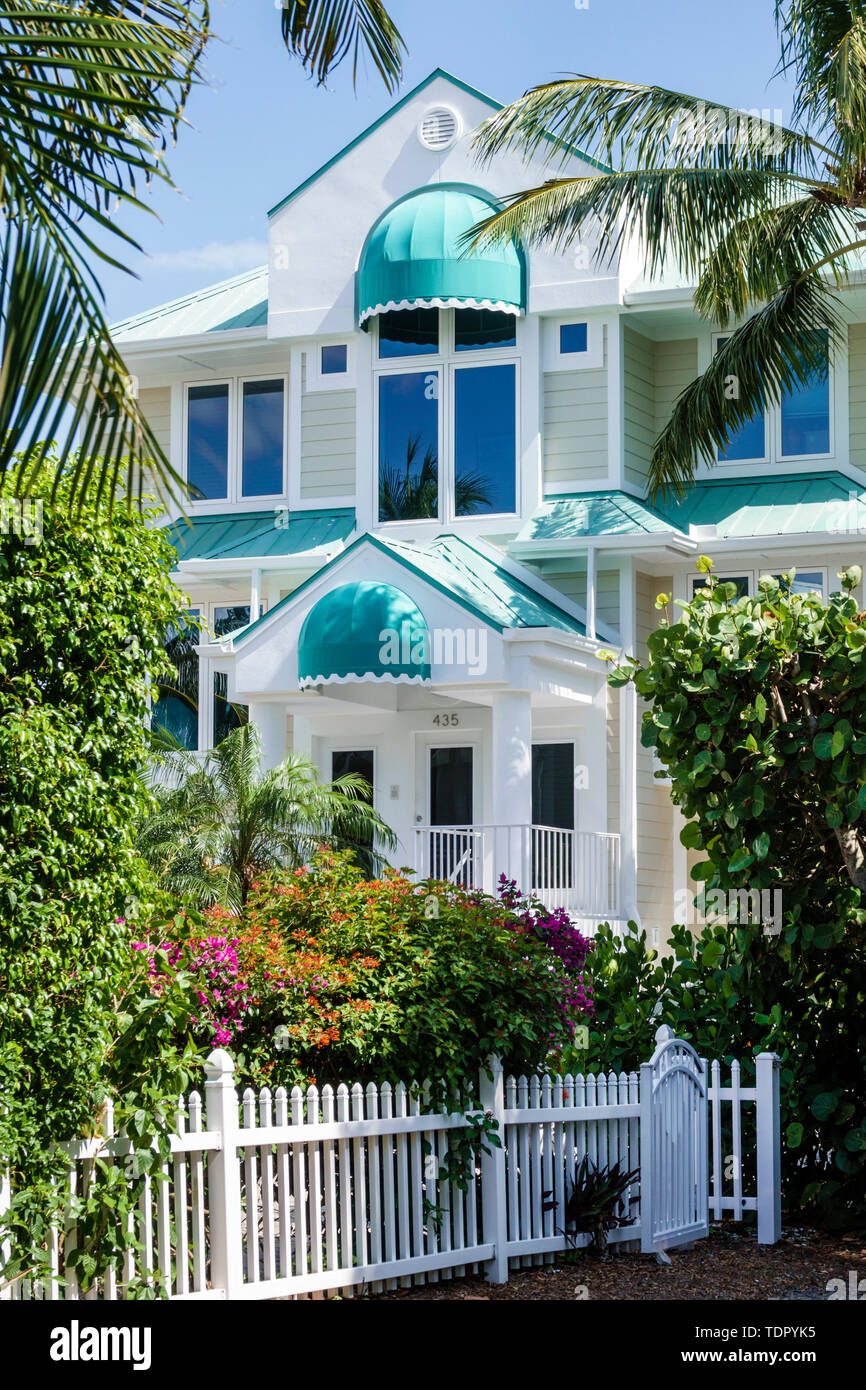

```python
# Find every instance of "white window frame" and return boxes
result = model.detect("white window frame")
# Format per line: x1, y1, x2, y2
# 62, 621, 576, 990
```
690, 567, 828, 599
544, 316, 604, 372
711, 331, 833, 467
183, 372, 289, 506
305, 340, 356, 393
372, 308, 521, 527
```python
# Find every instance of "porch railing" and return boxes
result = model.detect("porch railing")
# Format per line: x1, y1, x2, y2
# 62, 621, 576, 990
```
413, 823, 621, 921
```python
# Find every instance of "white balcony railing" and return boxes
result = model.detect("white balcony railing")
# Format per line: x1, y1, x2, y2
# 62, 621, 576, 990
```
413, 823, 622, 921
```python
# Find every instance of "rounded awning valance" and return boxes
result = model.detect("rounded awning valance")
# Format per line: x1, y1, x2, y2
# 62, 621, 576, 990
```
357, 185, 524, 328
297, 581, 432, 688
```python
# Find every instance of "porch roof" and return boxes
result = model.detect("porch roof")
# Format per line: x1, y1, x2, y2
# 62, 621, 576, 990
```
659, 470, 866, 538
515, 490, 677, 543
166, 507, 356, 562
111, 265, 268, 343
230, 532, 586, 647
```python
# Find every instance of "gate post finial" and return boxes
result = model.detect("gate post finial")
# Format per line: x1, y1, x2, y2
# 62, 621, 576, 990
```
654, 1024, 674, 1044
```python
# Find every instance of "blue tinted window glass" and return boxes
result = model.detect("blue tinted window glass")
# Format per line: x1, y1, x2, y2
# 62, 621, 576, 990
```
152, 609, 199, 750
213, 670, 248, 747
321, 344, 348, 375
781, 336, 829, 455
455, 308, 516, 351
717, 337, 765, 461
188, 384, 229, 499
378, 371, 439, 520
242, 379, 283, 496
560, 323, 588, 354
455, 364, 516, 515
378, 309, 439, 358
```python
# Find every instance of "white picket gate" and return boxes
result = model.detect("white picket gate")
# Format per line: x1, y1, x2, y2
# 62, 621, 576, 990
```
639, 1028, 709, 1253
0, 1030, 782, 1301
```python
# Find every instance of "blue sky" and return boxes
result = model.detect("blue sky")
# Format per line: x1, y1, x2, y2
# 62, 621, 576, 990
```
101, 0, 799, 325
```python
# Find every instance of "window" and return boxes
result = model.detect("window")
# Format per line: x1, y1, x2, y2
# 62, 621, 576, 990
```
188, 384, 229, 500
242, 379, 284, 497
715, 333, 830, 463
152, 610, 200, 750
212, 606, 250, 745
321, 344, 348, 375
185, 376, 286, 502
332, 749, 375, 872
531, 743, 575, 829
691, 569, 827, 600
376, 308, 518, 522
560, 323, 588, 355
454, 364, 516, 514
379, 307, 439, 358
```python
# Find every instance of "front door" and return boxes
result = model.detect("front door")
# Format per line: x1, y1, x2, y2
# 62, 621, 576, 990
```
428, 746, 474, 885
531, 742, 575, 892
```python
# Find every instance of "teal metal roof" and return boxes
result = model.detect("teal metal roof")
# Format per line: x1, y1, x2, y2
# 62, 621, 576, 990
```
298, 582, 431, 687
232, 531, 585, 647
166, 508, 355, 562
111, 266, 268, 343
358, 184, 524, 326
268, 69, 608, 220
516, 491, 676, 543
659, 471, 866, 538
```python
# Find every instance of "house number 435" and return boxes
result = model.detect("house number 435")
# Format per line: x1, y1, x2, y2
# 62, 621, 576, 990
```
432, 714, 459, 727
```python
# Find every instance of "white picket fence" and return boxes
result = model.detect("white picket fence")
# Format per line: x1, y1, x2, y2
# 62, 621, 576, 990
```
0, 1031, 781, 1301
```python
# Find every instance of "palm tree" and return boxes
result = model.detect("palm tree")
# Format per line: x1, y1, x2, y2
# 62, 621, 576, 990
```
1, 1, 404, 513
139, 722, 397, 909
378, 433, 493, 519
469, 0, 864, 498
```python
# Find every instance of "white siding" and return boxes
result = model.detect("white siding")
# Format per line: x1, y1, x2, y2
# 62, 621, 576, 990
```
542, 354, 608, 489
622, 326, 655, 491
850, 323, 866, 471
301, 363, 356, 499
654, 338, 698, 437
635, 570, 675, 942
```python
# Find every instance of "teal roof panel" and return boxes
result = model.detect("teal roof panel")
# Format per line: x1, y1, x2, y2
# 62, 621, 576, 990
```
111, 266, 268, 343
516, 491, 676, 542
166, 508, 355, 562
659, 471, 866, 538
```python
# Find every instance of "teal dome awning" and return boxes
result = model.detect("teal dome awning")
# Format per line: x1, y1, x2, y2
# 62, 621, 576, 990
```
298, 581, 431, 688
357, 185, 524, 328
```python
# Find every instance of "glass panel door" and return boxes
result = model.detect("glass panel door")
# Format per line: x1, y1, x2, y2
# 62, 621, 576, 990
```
332, 749, 375, 874
531, 743, 574, 891
429, 746, 474, 884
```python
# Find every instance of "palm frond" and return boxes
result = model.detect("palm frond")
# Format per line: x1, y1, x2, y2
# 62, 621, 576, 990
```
465, 168, 802, 283
279, 0, 405, 92
473, 75, 819, 176
777, 1, 866, 173
648, 274, 844, 499
0, 1, 210, 509
694, 195, 865, 324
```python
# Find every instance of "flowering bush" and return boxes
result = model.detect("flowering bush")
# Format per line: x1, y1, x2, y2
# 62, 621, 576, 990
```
138, 850, 594, 1096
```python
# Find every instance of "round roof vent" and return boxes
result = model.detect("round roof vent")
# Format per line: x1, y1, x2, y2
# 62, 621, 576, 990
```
418, 105, 461, 152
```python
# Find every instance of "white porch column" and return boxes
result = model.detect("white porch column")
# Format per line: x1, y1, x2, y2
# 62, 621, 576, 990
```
491, 690, 533, 824
248, 702, 288, 770
491, 689, 533, 897
618, 557, 640, 926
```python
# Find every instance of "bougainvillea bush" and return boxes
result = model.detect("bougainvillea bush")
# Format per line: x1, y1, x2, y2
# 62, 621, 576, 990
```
139, 850, 594, 1099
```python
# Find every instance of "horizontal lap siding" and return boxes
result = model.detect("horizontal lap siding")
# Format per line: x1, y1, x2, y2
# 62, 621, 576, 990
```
623, 327, 655, 491
301, 377, 356, 499
654, 338, 698, 437
543, 367, 608, 488
850, 324, 866, 470
636, 570, 674, 941
607, 684, 620, 837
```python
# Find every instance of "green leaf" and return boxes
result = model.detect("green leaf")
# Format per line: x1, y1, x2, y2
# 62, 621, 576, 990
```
811, 1092, 838, 1121
786, 1122, 804, 1149
727, 848, 754, 873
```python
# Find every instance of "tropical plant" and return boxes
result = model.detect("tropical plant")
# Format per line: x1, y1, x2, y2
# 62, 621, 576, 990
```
1, 0, 404, 512
600, 561, 866, 1223
547, 1156, 640, 1256
140, 722, 397, 909
0, 461, 202, 1294
470, 0, 865, 497
378, 433, 493, 519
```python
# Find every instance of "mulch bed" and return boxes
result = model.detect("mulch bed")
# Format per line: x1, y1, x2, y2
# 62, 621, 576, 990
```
366, 1223, 866, 1300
